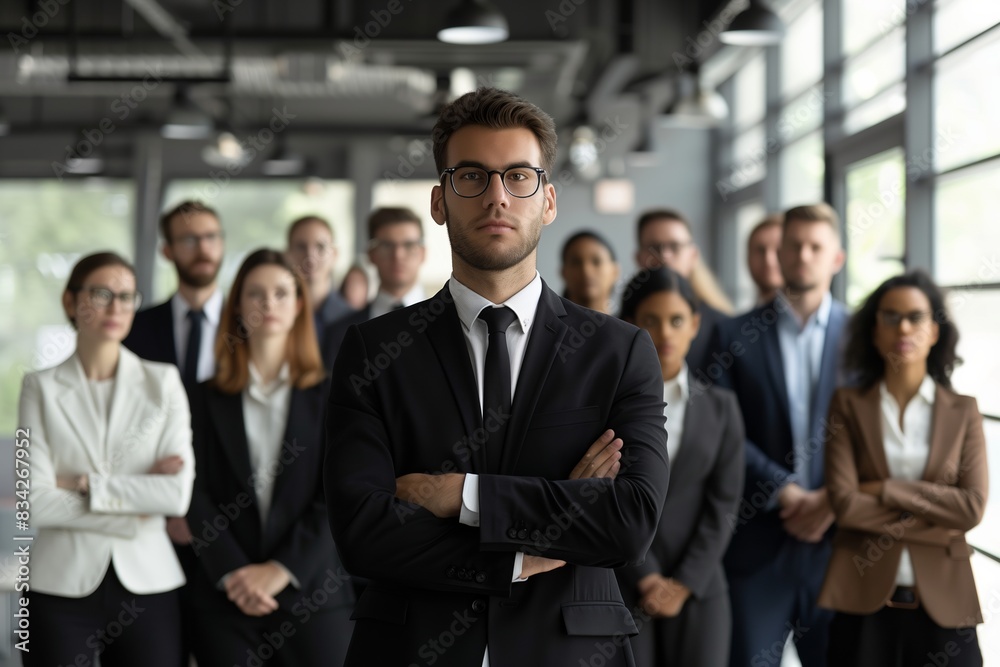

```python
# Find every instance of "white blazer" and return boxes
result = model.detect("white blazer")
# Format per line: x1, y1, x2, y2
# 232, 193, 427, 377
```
17, 346, 195, 598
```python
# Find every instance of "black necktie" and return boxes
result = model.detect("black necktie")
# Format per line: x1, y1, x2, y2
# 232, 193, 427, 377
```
183, 309, 204, 387
391, 302, 405, 311
478, 306, 517, 473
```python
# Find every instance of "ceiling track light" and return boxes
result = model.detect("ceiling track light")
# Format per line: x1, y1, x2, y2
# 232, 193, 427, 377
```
437, 0, 509, 45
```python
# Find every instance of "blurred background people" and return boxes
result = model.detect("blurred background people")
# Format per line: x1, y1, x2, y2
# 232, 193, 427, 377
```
285, 214, 355, 343
560, 230, 620, 315
339, 263, 370, 311
820, 270, 986, 667
186, 249, 354, 666
19, 251, 194, 667
714, 203, 849, 667
747, 213, 785, 307
323, 206, 426, 365
617, 267, 745, 667
634, 208, 733, 375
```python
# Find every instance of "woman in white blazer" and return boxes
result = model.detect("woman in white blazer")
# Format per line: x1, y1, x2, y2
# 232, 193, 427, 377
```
18, 251, 194, 667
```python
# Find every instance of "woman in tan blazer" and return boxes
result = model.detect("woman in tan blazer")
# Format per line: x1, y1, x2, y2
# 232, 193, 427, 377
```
18, 252, 194, 667
819, 270, 987, 667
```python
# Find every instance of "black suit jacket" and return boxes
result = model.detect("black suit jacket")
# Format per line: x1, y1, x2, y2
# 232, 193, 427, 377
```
321, 305, 371, 369
324, 282, 670, 667
617, 377, 745, 604
685, 302, 728, 379
315, 290, 356, 344
123, 300, 177, 366
187, 380, 354, 615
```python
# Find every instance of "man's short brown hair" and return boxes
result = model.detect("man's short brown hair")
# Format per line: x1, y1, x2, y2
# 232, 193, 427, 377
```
287, 215, 334, 244
636, 208, 691, 245
367, 207, 423, 241
783, 203, 841, 235
747, 213, 784, 249
159, 200, 220, 243
431, 87, 558, 175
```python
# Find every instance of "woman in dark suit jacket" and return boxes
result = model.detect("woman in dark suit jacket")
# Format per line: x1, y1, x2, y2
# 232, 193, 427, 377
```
819, 270, 987, 667
186, 249, 354, 667
615, 267, 745, 667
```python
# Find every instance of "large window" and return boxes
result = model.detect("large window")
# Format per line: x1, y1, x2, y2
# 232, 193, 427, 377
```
0, 179, 134, 434
157, 179, 354, 302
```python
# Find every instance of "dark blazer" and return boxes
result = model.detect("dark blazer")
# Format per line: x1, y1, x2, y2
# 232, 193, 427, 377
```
186, 380, 354, 615
123, 300, 177, 366
314, 290, 356, 344
819, 384, 987, 628
618, 377, 745, 600
686, 302, 729, 378
616, 378, 744, 666
321, 305, 371, 369
712, 297, 849, 574
324, 282, 670, 667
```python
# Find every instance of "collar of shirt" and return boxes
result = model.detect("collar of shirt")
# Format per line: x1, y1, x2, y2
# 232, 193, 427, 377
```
246, 361, 291, 403
449, 271, 542, 335
372, 284, 425, 311
879, 374, 936, 411
663, 362, 690, 404
776, 289, 832, 333
170, 288, 223, 327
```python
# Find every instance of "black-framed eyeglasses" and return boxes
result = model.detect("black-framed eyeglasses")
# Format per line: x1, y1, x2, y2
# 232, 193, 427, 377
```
367, 238, 424, 256
73, 286, 143, 311
441, 166, 547, 199
877, 310, 932, 327
173, 231, 224, 249
645, 241, 693, 257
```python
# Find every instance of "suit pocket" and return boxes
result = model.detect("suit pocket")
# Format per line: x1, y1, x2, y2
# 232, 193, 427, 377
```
350, 588, 408, 625
561, 602, 639, 637
530, 406, 601, 430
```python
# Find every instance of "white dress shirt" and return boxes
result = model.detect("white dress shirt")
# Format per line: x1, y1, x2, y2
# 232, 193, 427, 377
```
369, 284, 426, 320
449, 271, 542, 667
171, 289, 223, 383
663, 364, 689, 467
242, 361, 292, 527
880, 376, 936, 587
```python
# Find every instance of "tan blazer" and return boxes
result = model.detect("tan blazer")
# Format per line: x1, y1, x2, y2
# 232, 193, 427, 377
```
818, 383, 988, 628
17, 347, 194, 597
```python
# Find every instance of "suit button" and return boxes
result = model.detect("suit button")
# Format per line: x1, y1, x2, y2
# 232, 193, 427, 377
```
530, 529, 542, 541
458, 568, 468, 580
507, 528, 518, 539
472, 598, 487, 613
475, 572, 487, 583
447, 566, 457, 579
517, 528, 528, 540
900, 511, 913, 522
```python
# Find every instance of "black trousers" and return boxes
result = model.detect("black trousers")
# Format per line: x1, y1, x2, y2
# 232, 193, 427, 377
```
24, 565, 182, 667
630, 591, 731, 667
828, 606, 982, 667
190, 600, 353, 667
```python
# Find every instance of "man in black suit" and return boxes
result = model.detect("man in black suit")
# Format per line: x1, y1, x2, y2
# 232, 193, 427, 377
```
324, 87, 670, 667
321, 206, 427, 367
634, 209, 730, 377
123, 199, 225, 383
285, 215, 355, 345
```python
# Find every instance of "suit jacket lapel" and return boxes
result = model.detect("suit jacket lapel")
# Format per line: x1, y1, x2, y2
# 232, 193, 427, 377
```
762, 321, 790, 425
501, 285, 568, 474
809, 302, 848, 483
923, 385, 962, 483
671, 387, 703, 480
54, 354, 105, 471
853, 384, 891, 479
424, 286, 485, 472
104, 348, 145, 473
209, 389, 257, 501
265, 386, 316, 540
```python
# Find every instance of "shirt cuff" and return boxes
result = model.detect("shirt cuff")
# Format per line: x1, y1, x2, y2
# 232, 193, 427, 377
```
217, 572, 233, 590
512, 552, 527, 583
270, 560, 300, 589
459, 473, 480, 527
767, 475, 799, 511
